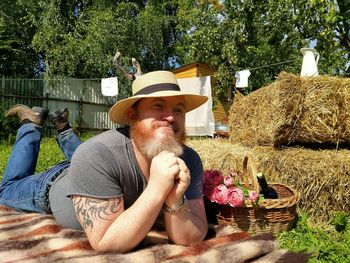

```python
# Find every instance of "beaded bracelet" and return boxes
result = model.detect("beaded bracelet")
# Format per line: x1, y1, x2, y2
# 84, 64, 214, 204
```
163, 196, 190, 214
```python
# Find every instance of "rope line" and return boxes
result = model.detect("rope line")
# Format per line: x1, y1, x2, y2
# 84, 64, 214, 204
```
246, 59, 296, 71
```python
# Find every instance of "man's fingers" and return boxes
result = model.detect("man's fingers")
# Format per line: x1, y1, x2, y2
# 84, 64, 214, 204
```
169, 165, 180, 176
157, 151, 179, 166
178, 170, 191, 184
176, 158, 190, 184
177, 158, 189, 172
168, 156, 179, 167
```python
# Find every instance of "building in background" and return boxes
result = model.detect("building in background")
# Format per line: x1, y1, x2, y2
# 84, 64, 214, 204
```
172, 63, 232, 137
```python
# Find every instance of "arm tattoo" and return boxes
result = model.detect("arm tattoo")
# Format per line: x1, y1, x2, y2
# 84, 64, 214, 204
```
72, 196, 122, 231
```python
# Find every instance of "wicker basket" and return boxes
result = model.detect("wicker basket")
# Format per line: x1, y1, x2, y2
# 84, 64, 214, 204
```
213, 155, 300, 235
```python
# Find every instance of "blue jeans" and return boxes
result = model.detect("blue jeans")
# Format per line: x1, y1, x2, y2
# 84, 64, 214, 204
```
0, 124, 81, 214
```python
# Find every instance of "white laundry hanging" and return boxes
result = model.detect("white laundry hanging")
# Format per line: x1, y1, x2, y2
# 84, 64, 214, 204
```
177, 76, 215, 137
101, 77, 119, 96
235, 69, 251, 88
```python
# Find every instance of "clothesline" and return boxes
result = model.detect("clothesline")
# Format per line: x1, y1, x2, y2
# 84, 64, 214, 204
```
245, 59, 296, 71
2, 59, 298, 81
235, 59, 299, 88
198, 58, 298, 78
232, 59, 296, 88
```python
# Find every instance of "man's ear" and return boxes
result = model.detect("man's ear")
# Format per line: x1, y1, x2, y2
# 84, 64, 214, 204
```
127, 107, 136, 121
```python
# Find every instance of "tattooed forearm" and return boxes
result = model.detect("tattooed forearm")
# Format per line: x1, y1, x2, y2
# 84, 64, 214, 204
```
72, 196, 122, 231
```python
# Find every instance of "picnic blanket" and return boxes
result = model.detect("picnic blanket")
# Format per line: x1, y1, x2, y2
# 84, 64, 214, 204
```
0, 205, 309, 263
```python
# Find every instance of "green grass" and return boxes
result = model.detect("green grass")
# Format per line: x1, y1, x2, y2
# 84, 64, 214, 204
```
1, 136, 349, 262
0, 137, 67, 175
277, 213, 350, 262
0, 133, 93, 175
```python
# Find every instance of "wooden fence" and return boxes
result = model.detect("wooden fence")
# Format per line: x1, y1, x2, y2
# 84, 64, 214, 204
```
0, 77, 44, 109
0, 76, 118, 135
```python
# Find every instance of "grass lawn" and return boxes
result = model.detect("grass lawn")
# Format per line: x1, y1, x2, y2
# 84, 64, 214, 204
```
0, 135, 349, 262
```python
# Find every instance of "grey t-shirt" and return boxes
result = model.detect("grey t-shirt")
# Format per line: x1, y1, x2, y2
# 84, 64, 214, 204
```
49, 128, 204, 230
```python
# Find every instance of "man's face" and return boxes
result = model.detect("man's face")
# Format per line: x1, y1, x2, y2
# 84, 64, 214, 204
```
129, 96, 186, 160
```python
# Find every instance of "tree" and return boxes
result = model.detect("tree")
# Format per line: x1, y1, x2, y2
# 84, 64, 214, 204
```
31, 0, 181, 80
291, 0, 349, 75
336, 0, 350, 54
136, 1, 179, 71
0, 0, 39, 76
1, 0, 348, 93
176, 0, 349, 98
31, 1, 135, 79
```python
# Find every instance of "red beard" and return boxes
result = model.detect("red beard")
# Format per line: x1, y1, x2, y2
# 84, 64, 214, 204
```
130, 120, 186, 160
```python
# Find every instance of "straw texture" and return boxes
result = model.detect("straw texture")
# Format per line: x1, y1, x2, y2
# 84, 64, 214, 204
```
189, 72, 350, 225
187, 138, 350, 223
229, 72, 350, 147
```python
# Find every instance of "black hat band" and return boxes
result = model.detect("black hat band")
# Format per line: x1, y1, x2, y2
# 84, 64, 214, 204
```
134, 83, 180, 96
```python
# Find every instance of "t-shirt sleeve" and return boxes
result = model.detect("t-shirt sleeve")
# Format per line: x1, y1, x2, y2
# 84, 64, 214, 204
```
66, 140, 123, 198
183, 146, 204, 200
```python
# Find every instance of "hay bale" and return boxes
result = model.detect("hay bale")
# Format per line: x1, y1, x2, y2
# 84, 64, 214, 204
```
228, 82, 281, 147
187, 138, 248, 172
229, 72, 350, 147
188, 138, 350, 223
254, 145, 350, 224
343, 81, 350, 138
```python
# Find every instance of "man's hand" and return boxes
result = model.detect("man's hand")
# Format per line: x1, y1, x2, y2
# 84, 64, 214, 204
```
165, 157, 191, 208
148, 151, 181, 197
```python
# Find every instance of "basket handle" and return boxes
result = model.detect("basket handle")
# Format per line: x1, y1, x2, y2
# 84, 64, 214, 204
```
242, 154, 260, 193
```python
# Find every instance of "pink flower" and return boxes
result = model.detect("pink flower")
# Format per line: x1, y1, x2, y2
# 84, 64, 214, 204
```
204, 170, 224, 186
213, 184, 228, 205
203, 169, 257, 208
248, 191, 259, 202
203, 184, 216, 202
223, 176, 234, 187
226, 187, 244, 207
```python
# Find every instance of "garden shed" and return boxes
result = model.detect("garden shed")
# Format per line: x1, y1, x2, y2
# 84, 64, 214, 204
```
172, 63, 232, 136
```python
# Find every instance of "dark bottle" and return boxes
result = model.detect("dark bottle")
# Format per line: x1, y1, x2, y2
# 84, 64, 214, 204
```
256, 173, 278, 199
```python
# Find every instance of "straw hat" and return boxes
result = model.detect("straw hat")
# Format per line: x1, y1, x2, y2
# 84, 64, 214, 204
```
109, 70, 208, 124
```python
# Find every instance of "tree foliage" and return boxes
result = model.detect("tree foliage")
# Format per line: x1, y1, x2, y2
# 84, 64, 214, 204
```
31, 1, 139, 78
0, 0, 349, 96
0, 0, 39, 76
25, 0, 181, 82
177, 0, 349, 97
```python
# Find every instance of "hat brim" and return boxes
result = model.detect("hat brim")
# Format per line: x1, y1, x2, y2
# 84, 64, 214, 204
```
109, 90, 208, 125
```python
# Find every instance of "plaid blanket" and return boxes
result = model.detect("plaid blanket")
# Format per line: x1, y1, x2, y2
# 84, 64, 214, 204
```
0, 205, 309, 263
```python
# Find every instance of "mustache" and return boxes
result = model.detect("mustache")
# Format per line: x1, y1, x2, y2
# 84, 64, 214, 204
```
153, 121, 179, 133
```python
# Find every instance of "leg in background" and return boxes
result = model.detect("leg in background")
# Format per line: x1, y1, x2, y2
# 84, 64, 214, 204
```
49, 108, 81, 160
57, 129, 81, 161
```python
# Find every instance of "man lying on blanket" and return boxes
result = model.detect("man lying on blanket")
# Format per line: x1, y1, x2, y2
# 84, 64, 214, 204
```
0, 71, 208, 253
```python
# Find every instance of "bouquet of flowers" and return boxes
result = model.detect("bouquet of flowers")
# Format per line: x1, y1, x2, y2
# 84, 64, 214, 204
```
203, 169, 262, 207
